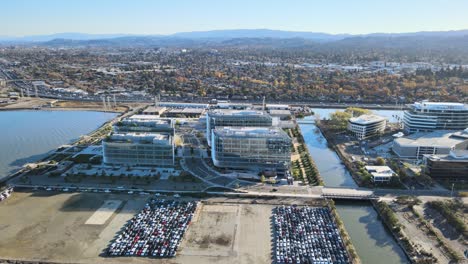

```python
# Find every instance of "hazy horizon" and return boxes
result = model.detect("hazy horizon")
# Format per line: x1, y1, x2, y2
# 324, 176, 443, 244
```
3, 0, 468, 37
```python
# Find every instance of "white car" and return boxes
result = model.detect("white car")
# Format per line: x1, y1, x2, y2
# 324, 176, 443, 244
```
173, 194, 180, 198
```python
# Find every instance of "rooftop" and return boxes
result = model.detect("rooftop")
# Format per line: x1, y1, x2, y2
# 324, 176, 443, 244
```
120, 115, 172, 125
142, 106, 166, 113
424, 149, 468, 161
209, 109, 269, 117
214, 127, 289, 138
411, 101, 467, 111
106, 132, 171, 144
394, 130, 467, 147
365, 166, 395, 178
349, 114, 386, 125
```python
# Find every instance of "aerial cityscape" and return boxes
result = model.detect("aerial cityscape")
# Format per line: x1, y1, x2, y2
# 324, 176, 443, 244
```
0, 1, 467, 264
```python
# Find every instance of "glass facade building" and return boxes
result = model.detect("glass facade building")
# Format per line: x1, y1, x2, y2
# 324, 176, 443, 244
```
423, 150, 468, 181
102, 132, 174, 166
113, 115, 174, 134
403, 101, 468, 134
211, 127, 291, 172
206, 110, 273, 146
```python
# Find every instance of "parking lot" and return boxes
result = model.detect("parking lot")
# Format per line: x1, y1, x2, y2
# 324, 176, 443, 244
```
0, 191, 323, 264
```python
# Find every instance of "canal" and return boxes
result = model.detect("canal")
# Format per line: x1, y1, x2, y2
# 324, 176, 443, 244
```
299, 109, 409, 264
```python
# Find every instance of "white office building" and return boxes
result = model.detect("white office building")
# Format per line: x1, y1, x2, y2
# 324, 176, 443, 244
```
113, 115, 174, 134
206, 109, 273, 146
211, 127, 291, 172
364, 166, 396, 183
102, 132, 174, 166
403, 101, 468, 134
347, 114, 386, 140
392, 130, 468, 160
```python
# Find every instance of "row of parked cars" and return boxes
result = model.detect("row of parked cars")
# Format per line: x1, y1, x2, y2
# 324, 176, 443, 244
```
0, 187, 13, 202
106, 199, 197, 258
273, 206, 350, 264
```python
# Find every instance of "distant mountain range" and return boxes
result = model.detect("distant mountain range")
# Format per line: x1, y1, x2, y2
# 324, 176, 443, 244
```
1, 30, 468, 61
1, 29, 467, 43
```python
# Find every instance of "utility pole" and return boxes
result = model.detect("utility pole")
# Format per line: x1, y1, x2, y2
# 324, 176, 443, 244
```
102, 97, 107, 110
262, 96, 265, 111
113, 94, 117, 108
451, 183, 454, 198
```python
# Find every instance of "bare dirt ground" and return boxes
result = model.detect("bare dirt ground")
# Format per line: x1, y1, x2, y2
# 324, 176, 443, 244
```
0, 192, 317, 264
419, 204, 467, 259
0, 191, 151, 264
177, 202, 273, 264
391, 203, 450, 263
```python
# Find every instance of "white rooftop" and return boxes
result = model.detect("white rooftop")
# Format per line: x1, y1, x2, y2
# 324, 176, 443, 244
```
215, 127, 288, 138
412, 101, 467, 111
107, 132, 171, 144
365, 166, 395, 178
209, 109, 269, 116
394, 130, 466, 147
349, 114, 386, 125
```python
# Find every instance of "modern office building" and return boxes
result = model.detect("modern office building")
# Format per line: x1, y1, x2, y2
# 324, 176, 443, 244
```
364, 166, 396, 183
211, 127, 291, 173
206, 110, 274, 145
142, 106, 166, 115
113, 115, 174, 134
347, 114, 387, 140
403, 101, 468, 134
423, 150, 468, 181
102, 132, 174, 166
392, 130, 467, 160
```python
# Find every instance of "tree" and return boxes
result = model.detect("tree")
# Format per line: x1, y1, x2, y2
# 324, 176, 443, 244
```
329, 111, 352, 130
260, 175, 266, 183
375, 157, 385, 166
345, 107, 371, 117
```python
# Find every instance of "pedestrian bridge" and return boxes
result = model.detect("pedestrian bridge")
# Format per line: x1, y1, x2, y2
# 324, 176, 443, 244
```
296, 120, 316, 124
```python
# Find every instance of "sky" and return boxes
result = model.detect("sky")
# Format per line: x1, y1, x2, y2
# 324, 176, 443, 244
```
2, 0, 468, 36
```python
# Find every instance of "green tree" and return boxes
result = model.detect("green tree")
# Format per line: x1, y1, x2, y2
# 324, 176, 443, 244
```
345, 107, 372, 117
375, 157, 385, 166
329, 111, 352, 130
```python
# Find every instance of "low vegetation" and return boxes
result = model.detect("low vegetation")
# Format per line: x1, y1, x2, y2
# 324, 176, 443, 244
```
427, 200, 467, 238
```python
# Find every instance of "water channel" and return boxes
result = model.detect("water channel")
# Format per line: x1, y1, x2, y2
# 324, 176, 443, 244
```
299, 109, 409, 263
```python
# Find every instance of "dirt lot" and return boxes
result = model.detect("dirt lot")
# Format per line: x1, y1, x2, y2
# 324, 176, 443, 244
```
177, 202, 273, 264
0, 191, 151, 264
0, 192, 316, 264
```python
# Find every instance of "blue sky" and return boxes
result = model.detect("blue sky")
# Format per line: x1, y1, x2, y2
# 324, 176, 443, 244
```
2, 0, 468, 36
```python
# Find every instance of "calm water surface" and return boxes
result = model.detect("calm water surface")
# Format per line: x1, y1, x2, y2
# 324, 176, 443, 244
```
0, 110, 117, 179
299, 112, 409, 263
